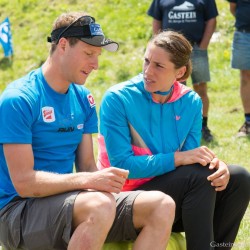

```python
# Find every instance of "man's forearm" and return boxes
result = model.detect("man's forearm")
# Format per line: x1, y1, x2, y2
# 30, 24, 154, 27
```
199, 18, 217, 49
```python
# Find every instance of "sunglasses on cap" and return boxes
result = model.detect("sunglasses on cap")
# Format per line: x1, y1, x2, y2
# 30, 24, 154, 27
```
47, 15, 119, 52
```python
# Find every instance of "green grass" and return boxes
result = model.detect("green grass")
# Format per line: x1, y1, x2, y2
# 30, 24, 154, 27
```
0, 0, 249, 249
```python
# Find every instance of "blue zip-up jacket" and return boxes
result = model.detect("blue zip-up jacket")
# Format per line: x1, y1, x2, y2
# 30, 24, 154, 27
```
98, 73, 202, 190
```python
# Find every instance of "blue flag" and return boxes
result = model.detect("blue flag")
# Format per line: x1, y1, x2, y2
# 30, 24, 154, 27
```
0, 17, 13, 57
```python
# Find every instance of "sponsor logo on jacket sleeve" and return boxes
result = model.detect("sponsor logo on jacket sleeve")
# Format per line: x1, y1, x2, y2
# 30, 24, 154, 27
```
87, 93, 96, 108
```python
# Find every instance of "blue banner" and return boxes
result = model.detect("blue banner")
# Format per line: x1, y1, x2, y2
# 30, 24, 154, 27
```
0, 17, 13, 57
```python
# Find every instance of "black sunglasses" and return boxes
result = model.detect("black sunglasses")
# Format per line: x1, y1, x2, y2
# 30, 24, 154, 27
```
50, 15, 96, 44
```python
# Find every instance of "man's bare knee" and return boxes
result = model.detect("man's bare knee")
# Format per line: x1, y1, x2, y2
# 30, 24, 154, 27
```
68, 192, 116, 250
148, 191, 175, 225
72, 191, 116, 229
133, 191, 175, 229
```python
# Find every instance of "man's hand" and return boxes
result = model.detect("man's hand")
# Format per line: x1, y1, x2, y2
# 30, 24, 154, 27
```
86, 167, 129, 194
207, 158, 230, 191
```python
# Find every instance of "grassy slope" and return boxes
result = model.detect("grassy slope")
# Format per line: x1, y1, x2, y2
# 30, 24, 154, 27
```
0, 0, 249, 248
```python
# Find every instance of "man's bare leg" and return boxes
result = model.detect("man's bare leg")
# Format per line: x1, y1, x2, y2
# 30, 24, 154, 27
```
132, 191, 175, 250
240, 70, 250, 114
68, 191, 116, 250
193, 82, 209, 117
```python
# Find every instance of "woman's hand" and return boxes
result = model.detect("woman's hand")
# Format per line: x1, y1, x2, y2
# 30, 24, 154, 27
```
207, 159, 230, 191
175, 147, 230, 191
175, 146, 216, 166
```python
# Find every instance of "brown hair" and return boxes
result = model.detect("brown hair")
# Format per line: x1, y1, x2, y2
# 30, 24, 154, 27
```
49, 11, 88, 54
150, 30, 192, 81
